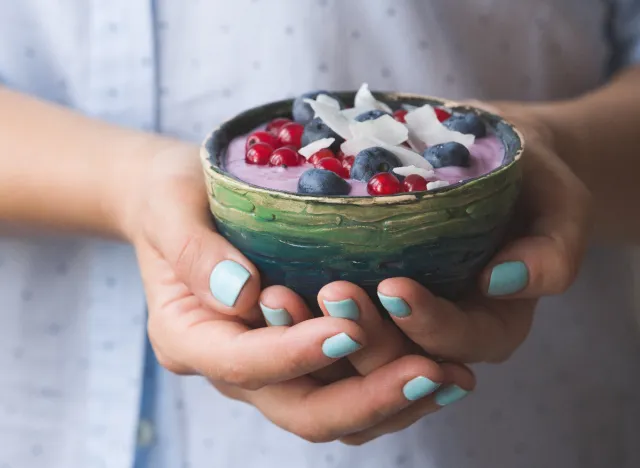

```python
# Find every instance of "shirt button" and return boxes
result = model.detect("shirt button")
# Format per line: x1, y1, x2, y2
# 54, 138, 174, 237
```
137, 419, 156, 448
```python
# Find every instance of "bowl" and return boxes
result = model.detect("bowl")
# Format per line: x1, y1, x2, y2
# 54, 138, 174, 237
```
200, 92, 524, 315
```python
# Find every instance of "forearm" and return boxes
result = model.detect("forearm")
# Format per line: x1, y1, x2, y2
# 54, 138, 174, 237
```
0, 87, 185, 239
532, 66, 640, 243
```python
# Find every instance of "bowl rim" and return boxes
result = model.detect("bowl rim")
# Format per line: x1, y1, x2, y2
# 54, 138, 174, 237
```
201, 92, 525, 206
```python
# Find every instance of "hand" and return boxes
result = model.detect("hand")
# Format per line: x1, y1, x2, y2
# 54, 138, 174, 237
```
122, 142, 474, 443
371, 102, 592, 363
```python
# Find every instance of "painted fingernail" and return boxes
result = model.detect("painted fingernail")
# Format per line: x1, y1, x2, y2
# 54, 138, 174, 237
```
434, 385, 470, 406
377, 292, 412, 318
323, 299, 360, 321
260, 303, 292, 326
209, 260, 251, 307
487, 261, 529, 296
322, 333, 362, 358
403, 376, 441, 401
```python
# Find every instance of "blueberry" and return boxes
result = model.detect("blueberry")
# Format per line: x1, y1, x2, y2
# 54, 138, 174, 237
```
354, 109, 390, 122
350, 147, 402, 182
297, 169, 351, 196
301, 117, 345, 153
443, 113, 487, 138
423, 142, 470, 168
292, 91, 345, 125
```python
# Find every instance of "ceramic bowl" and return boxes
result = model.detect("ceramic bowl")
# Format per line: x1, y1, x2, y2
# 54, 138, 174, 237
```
201, 92, 524, 314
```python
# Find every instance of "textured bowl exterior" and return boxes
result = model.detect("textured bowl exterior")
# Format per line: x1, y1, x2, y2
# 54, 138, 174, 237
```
201, 92, 524, 313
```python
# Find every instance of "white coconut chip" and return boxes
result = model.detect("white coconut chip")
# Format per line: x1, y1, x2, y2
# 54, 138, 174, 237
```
354, 83, 393, 113
340, 137, 378, 157
427, 180, 451, 190
298, 138, 336, 159
304, 98, 353, 140
380, 144, 434, 170
349, 115, 408, 146
316, 94, 341, 110
393, 165, 435, 179
341, 106, 376, 120
405, 104, 475, 149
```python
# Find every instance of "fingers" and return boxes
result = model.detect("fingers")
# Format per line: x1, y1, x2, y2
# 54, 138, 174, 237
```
142, 151, 261, 321
149, 308, 367, 390
480, 146, 591, 299
317, 281, 413, 375
340, 362, 475, 445
259, 285, 314, 327
377, 277, 535, 363
243, 355, 444, 443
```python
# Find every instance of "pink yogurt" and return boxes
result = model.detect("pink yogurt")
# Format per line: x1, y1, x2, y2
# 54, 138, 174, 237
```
225, 133, 504, 196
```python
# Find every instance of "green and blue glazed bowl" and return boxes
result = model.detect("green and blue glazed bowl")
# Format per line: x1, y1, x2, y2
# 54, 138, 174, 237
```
201, 92, 524, 314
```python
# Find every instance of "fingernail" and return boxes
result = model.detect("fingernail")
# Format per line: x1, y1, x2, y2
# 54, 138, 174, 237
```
260, 303, 292, 327
403, 376, 441, 401
322, 333, 362, 359
323, 299, 360, 321
487, 261, 529, 296
377, 292, 412, 318
209, 260, 251, 307
434, 385, 470, 406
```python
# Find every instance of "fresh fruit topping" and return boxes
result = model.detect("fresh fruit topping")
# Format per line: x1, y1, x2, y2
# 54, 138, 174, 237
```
341, 155, 355, 176
245, 143, 274, 165
443, 114, 487, 138
297, 168, 351, 196
351, 147, 402, 182
293, 91, 344, 125
308, 148, 336, 166
435, 108, 452, 122
354, 109, 390, 122
302, 118, 345, 152
315, 157, 349, 178
336, 150, 348, 160
402, 174, 428, 192
393, 165, 435, 179
269, 147, 301, 167
299, 137, 336, 159
303, 99, 352, 139
393, 109, 408, 123
278, 123, 305, 148
427, 180, 451, 190
367, 173, 402, 196
246, 131, 279, 151
423, 142, 471, 168
266, 118, 292, 135
405, 105, 475, 148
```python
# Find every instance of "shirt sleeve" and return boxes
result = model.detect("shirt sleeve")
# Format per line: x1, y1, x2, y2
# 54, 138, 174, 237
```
609, 0, 640, 72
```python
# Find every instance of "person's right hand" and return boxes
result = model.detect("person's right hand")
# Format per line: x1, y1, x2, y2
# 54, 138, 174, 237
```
122, 141, 474, 443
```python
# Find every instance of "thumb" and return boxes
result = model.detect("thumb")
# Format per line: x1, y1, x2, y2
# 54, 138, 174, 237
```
142, 146, 261, 319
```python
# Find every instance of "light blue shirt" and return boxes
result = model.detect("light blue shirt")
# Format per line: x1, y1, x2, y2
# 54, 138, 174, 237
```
1, 1, 640, 468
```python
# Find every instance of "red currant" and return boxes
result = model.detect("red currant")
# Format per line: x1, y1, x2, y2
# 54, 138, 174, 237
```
245, 143, 274, 165
393, 109, 408, 123
341, 155, 355, 177
367, 173, 401, 196
266, 118, 292, 135
315, 157, 349, 179
308, 149, 335, 166
269, 147, 301, 167
278, 123, 305, 149
435, 108, 452, 122
402, 174, 428, 192
245, 131, 279, 151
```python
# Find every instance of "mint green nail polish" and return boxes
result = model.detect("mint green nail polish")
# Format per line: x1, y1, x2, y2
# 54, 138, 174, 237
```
322, 333, 361, 358
377, 292, 411, 318
434, 385, 469, 406
260, 303, 292, 326
323, 299, 360, 321
209, 260, 251, 307
488, 261, 529, 296
403, 376, 440, 401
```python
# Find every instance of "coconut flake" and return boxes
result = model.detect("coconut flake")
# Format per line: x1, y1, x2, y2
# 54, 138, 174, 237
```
340, 137, 378, 156
304, 98, 352, 140
349, 115, 408, 146
427, 180, 451, 190
405, 104, 475, 148
393, 165, 435, 179
298, 138, 335, 159
380, 144, 434, 170
354, 83, 393, 113
316, 94, 341, 110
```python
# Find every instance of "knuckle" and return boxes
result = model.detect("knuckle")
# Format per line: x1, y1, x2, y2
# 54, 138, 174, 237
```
173, 232, 205, 276
219, 360, 264, 390
289, 413, 336, 444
